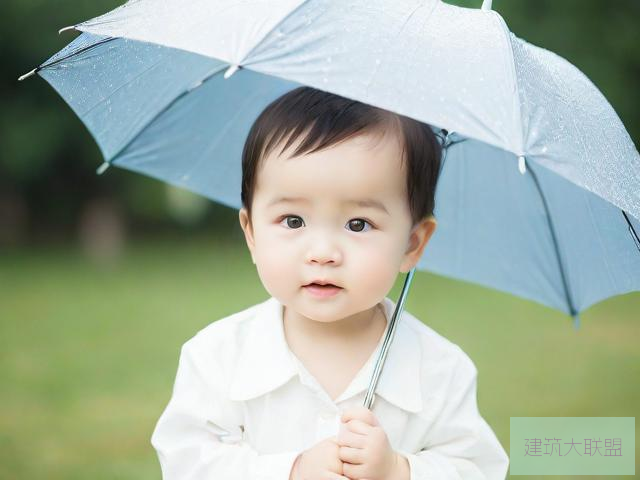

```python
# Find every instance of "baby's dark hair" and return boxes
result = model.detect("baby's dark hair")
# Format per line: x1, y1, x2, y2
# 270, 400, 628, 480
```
241, 86, 442, 227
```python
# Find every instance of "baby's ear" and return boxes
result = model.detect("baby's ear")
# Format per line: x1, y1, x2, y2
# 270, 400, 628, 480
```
238, 207, 256, 264
400, 216, 437, 273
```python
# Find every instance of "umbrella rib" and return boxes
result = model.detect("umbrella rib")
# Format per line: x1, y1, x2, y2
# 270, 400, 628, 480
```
38, 36, 117, 72
437, 130, 467, 181
621, 210, 640, 253
527, 162, 579, 325
107, 64, 229, 166
98, 0, 317, 171
237, 0, 312, 68
364, 2, 429, 100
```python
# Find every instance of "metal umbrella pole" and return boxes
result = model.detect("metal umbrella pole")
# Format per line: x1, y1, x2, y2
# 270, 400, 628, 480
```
363, 267, 416, 410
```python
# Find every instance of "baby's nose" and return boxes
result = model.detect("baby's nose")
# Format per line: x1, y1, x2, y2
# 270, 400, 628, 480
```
306, 249, 342, 265
305, 235, 342, 265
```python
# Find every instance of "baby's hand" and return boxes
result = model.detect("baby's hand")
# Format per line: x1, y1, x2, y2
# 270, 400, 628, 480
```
336, 406, 402, 480
289, 436, 350, 480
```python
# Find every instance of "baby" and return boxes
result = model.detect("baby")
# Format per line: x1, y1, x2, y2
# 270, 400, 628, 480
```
151, 86, 509, 479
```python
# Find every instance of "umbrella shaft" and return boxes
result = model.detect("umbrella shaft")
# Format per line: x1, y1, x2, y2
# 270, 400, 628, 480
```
363, 268, 416, 410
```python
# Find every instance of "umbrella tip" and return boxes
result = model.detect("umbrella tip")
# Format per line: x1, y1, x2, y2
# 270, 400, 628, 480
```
18, 68, 37, 82
518, 155, 527, 175
481, 0, 493, 11
96, 162, 110, 175
224, 64, 240, 80
58, 25, 76, 34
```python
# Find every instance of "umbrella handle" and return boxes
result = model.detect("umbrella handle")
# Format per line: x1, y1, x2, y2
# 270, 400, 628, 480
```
362, 267, 416, 410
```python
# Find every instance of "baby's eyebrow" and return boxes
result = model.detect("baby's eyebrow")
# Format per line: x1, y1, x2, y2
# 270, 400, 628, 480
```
268, 196, 389, 215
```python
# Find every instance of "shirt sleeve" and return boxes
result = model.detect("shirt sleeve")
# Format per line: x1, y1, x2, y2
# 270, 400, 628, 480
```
399, 346, 509, 480
151, 339, 301, 480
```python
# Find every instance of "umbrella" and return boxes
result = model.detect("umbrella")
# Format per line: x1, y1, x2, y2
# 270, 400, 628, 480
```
19, 0, 640, 409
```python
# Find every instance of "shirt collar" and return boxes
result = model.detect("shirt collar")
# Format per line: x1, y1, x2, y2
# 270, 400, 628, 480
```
229, 296, 423, 413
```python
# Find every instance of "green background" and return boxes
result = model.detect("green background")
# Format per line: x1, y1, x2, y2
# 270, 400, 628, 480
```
2, 0, 639, 479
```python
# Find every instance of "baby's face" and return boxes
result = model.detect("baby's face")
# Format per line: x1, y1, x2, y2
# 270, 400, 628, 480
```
239, 128, 435, 323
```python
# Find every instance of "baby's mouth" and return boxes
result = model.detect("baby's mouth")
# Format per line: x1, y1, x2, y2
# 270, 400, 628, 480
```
306, 283, 341, 288
302, 282, 344, 297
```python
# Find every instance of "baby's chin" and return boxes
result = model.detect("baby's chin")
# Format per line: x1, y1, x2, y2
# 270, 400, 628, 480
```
305, 314, 347, 323
292, 300, 375, 324
280, 297, 343, 320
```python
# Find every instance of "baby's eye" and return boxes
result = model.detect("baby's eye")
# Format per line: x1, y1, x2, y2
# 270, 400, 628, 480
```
280, 215, 305, 229
347, 218, 373, 233
278, 216, 373, 232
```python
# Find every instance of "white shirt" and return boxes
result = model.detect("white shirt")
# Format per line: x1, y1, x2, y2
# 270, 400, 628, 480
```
151, 295, 509, 480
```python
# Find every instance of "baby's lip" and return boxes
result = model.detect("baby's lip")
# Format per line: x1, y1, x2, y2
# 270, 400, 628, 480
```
304, 279, 343, 288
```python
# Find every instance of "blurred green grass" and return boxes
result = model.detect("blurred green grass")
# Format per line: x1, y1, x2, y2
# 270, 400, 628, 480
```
1, 234, 638, 479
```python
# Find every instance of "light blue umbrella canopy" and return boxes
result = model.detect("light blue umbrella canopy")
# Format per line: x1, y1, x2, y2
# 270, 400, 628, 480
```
21, 0, 640, 328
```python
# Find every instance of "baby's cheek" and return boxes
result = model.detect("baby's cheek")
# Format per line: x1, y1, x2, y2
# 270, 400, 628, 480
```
254, 242, 292, 291
355, 247, 398, 290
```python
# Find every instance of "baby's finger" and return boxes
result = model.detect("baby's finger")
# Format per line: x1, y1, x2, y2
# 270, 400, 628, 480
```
342, 418, 372, 435
337, 425, 367, 449
338, 445, 364, 465
325, 473, 350, 480
340, 406, 379, 426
